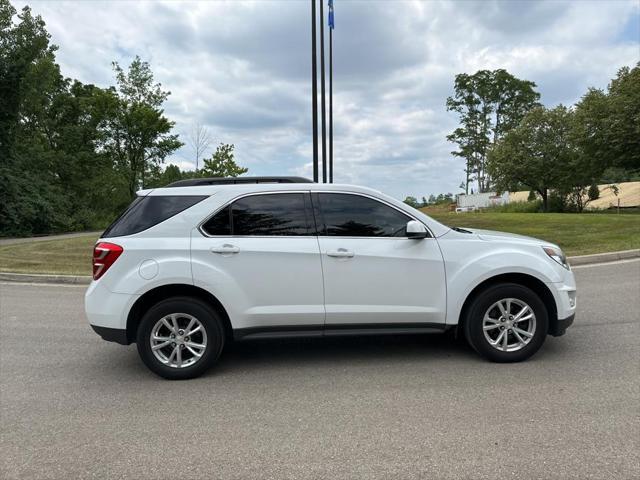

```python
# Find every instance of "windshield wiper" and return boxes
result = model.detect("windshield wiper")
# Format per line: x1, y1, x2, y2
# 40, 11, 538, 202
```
451, 226, 473, 234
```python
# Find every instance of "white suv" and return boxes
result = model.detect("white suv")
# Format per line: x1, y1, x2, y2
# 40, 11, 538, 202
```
85, 177, 576, 379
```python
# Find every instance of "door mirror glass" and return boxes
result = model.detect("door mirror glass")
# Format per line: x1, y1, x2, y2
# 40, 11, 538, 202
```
406, 220, 428, 239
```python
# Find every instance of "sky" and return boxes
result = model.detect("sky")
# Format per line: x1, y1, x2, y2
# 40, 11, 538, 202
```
13, 0, 640, 200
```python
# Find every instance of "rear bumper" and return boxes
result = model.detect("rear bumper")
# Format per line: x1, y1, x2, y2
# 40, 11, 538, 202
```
84, 280, 138, 330
91, 325, 130, 345
549, 313, 575, 337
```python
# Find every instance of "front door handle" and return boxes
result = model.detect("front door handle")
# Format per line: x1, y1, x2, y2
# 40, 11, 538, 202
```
327, 248, 354, 258
210, 244, 240, 255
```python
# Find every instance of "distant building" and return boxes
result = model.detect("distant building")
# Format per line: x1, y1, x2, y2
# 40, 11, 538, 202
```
456, 192, 509, 210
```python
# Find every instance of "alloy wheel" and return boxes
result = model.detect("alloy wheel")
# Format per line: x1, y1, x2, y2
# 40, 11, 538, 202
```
150, 313, 208, 368
482, 298, 536, 352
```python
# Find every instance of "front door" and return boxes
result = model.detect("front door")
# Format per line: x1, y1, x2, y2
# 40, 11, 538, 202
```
314, 193, 446, 326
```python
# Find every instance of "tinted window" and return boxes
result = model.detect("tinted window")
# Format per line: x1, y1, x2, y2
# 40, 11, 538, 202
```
202, 193, 310, 236
232, 194, 309, 236
103, 195, 207, 238
202, 205, 231, 235
318, 193, 410, 237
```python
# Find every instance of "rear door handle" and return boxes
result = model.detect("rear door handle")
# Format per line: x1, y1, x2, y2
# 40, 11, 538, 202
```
210, 244, 240, 255
327, 248, 354, 258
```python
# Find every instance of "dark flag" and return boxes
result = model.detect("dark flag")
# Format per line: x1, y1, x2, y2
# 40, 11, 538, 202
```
328, 0, 335, 29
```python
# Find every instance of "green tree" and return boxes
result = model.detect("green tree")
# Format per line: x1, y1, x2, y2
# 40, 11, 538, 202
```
605, 65, 640, 173
488, 106, 574, 212
200, 143, 248, 177
161, 164, 184, 185
403, 196, 419, 208
0, 2, 190, 235
101, 56, 183, 198
575, 64, 640, 176
45, 81, 127, 227
0, 2, 58, 235
563, 182, 601, 213
0, 3, 116, 234
600, 166, 638, 183
447, 69, 540, 194
562, 68, 640, 211
446, 72, 489, 194
147, 163, 184, 188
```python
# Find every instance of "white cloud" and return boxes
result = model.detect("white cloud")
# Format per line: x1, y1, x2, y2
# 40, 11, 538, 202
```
12, 0, 640, 199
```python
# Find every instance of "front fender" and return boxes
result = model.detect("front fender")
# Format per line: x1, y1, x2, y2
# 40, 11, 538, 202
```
440, 240, 564, 325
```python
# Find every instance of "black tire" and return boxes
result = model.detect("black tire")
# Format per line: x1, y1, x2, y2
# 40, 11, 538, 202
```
463, 283, 548, 363
136, 296, 225, 380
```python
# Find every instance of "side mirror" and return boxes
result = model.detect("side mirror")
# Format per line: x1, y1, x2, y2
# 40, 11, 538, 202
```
406, 220, 428, 239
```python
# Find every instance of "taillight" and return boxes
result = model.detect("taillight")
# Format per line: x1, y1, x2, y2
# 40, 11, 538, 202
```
93, 242, 123, 280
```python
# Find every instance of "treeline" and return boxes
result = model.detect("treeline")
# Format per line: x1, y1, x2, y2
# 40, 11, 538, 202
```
447, 66, 640, 211
403, 193, 454, 209
0, 3, 245, 236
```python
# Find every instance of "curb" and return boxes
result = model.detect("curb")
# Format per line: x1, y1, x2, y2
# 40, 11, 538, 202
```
0, 272, 92, 285
567, 249, 640, 266
0, 230, 101, 246
1, 249, 638, 285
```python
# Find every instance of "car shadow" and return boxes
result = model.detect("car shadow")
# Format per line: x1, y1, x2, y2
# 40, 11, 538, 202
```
84, 330, 575, 381
210, 332, 476, 375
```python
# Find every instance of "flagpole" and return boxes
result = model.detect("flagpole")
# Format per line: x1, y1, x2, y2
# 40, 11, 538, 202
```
311, 0, 319, 182
329, 12, 333, 183
319, 0, 327, 183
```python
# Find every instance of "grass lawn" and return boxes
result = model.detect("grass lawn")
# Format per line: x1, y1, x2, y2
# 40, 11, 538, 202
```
426, 211, 640, 256
0, 236, 97, 276
0, 212, 638, 275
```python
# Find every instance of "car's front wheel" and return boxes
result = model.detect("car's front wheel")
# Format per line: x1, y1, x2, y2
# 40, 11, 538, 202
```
463, 283, 548, 362
136, 297, 225, 379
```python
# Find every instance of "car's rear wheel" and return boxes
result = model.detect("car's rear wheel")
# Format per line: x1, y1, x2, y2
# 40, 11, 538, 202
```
463, 283, 548, 362
136, 297, 225, 379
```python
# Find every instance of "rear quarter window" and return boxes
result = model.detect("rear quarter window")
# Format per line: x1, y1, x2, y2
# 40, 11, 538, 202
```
102, 195, 207, 238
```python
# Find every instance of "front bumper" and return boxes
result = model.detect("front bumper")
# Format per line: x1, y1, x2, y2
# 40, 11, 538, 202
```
549, 313, 575, 337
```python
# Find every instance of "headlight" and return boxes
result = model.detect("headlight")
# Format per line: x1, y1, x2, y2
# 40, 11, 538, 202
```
543, 246, 570, 270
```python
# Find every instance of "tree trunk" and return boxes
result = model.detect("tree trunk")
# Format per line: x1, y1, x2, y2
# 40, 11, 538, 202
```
465, 159, 470, 195
540, 188, 548, 212
128, 175, 136, 199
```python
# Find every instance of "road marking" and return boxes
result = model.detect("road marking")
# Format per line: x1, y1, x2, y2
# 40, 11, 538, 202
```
571, 258, 640, 269
0, 281, 87, 288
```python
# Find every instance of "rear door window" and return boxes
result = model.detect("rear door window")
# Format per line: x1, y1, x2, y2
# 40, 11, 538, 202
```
102, 195, 207, 238
201, 193, 311, 236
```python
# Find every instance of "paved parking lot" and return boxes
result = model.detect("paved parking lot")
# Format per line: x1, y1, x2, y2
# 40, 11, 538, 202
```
1, 260, 639, 479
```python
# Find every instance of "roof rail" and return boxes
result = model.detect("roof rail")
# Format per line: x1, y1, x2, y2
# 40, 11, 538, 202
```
165, 176, 314, 187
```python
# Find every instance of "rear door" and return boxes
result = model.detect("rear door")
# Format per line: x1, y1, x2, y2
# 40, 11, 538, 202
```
191, 192, 325, 335
314, 192, 446, 327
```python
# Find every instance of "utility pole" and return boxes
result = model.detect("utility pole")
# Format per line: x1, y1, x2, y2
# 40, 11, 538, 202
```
311, 0, 319, 182
328, 0, 334, 183
319, 0, 327, 183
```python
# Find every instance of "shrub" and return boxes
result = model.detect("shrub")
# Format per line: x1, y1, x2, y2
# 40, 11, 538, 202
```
484, 201, 543, 213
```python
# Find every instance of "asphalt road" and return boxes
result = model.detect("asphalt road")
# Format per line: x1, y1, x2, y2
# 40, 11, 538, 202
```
1, 260, 639, 479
